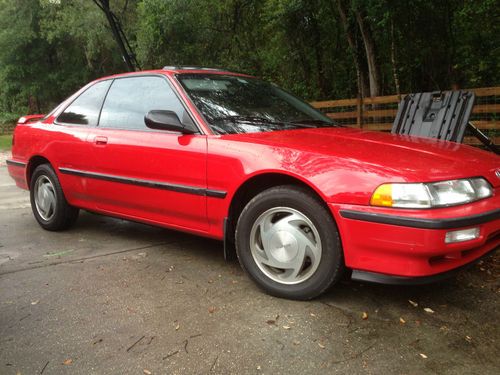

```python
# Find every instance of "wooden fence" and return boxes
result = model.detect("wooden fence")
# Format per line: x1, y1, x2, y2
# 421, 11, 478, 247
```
311, 87, 499, 146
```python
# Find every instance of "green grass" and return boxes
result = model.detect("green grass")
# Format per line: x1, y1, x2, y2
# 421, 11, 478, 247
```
0, 134, 12, 150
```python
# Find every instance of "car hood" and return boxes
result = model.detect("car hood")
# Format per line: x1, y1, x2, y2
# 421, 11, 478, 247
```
220, 127, 500, 187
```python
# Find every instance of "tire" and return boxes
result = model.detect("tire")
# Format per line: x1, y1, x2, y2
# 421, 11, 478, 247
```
30, 164, 79, 231
235, 185, 344, 300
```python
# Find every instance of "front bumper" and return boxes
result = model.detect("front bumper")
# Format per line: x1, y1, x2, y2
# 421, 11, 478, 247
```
351, 249, 495, 285
329, 196, 500, 281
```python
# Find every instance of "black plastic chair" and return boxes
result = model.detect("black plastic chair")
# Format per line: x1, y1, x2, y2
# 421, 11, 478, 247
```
392, 91, 498, 154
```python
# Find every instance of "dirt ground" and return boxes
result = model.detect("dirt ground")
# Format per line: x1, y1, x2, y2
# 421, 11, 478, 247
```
0, 155, 499, 374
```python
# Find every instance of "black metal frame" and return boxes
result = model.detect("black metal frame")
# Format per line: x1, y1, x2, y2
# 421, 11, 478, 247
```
92, 0, 140, 72
467, 121, 499, 154
392, 90, 498, 154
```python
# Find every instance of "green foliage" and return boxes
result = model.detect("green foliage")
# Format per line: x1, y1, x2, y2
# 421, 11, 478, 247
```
0, 0, 128, 117
0, 0, 498, 118
0, 134, 13, 150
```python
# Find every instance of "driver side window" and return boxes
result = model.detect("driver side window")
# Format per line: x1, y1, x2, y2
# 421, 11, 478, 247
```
99, 76, 194, 131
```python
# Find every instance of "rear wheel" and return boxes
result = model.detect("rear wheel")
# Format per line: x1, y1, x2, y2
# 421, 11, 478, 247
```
30, 164, 79, 231
235, 185, 344, 300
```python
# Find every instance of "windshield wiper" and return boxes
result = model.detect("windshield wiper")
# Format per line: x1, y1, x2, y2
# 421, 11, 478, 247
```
212, 115, 316, 128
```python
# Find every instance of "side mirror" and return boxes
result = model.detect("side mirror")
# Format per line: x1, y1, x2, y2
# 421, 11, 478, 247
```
144, 110, 196, 134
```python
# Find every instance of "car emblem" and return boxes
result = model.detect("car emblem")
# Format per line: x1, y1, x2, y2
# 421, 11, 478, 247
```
496, 170, 500, 179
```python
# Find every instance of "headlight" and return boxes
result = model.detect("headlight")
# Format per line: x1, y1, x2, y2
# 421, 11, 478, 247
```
370, 178, 493, 208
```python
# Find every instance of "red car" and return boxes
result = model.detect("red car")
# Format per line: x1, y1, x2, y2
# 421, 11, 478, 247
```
7, 67, 500, 300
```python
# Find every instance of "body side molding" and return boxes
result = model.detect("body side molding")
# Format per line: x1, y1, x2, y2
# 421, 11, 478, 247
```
58, 167, 227, 198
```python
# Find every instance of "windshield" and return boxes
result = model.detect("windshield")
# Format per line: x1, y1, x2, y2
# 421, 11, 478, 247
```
176, 74, 335, 134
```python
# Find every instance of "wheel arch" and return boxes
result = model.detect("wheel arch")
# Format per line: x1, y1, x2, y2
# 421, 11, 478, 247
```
224, 171, 333, 260
26, 155, 52, 188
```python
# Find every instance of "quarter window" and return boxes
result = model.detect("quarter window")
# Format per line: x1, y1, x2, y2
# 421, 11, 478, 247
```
57, 80, 111, 126
99, 76, 193, 131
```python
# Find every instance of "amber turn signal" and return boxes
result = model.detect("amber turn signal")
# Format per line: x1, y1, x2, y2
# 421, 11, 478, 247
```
370, 184, 393, 207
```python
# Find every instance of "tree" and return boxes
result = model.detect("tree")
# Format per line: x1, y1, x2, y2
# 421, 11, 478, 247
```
0, 0, 498, 120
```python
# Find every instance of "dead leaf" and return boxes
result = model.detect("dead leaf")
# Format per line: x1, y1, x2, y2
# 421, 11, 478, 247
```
423, 307, 435, 314
465, 335, 472, 342
310, 313, 316, 317
408, 300, 418, 307
362, 312, 368, 320
31, 300, 39, 305
399, 317, 406, 324
143, 370, 152, 375
208, 306, 217, 314
318, 343, 326, 349
256, 366, 261, 370
266, 320, 276, 325
63, 359, 73, 365
419, 353, 428, 359
282, 325, 291, 330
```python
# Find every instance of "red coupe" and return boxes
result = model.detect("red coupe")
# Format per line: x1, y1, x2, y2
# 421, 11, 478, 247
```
7, 67, 500, 299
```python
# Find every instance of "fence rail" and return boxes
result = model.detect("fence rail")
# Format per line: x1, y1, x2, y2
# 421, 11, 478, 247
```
0, 123, 15, 135
311, 87, 500, 146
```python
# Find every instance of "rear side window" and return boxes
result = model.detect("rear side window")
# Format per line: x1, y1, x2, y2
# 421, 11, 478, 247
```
99, 76, 193, 130
56, 80, 111, 125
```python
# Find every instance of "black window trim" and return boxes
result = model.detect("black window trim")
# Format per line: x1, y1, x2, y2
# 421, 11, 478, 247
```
95, 73, 204, 135
96, 77, 113, 127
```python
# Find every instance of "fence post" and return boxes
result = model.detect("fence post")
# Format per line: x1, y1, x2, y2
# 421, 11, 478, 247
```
357, 95, 363, 128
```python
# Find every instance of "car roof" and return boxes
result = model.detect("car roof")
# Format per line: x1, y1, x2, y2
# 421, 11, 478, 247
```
97, 67, 252, 81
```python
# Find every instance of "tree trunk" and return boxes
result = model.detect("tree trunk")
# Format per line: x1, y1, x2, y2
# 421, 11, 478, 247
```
390, 20, 401, 96
290, 38, 312, 89
336, 0, 368, 98
355, 10, 381, 97
310, 15, 326, 97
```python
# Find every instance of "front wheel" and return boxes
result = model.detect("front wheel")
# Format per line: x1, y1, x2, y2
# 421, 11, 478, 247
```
30, 164, 79, 231
235, 185, 344, 300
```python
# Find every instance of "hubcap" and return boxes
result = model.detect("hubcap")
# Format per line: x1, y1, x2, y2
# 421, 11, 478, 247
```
250, 207, 322, 285
34, 175, 57, 221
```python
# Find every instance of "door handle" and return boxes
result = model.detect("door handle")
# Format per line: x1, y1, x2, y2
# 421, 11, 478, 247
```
94, 136, 108, 145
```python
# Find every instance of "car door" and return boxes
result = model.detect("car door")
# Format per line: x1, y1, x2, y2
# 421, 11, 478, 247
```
86, 75, 209, 232
53, 79, 112, 207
